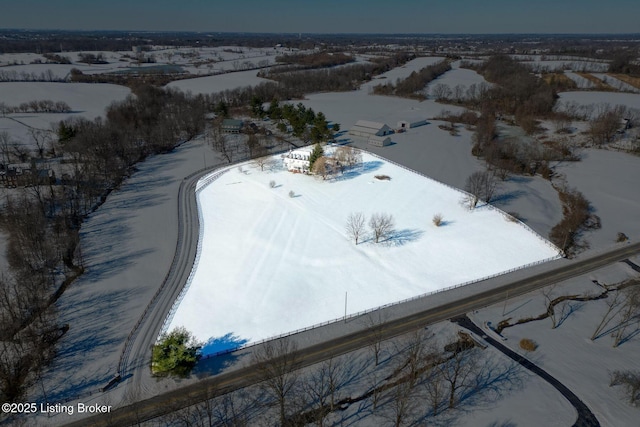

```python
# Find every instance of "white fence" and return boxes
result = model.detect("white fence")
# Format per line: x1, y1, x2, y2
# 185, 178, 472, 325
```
197, 149, 563, 360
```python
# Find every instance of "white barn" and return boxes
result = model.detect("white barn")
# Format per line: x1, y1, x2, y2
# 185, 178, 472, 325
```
397, 118, 427, 130
283, 148, 312, 173
348, 120, 393, 147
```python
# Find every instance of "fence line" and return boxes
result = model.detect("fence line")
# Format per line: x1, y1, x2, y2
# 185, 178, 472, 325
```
159, 168, 230, 338
193, 148, 562, 361
363, 149, 562, 255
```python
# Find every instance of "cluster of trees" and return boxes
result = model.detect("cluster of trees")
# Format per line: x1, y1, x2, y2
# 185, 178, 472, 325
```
262, 100, 332, 144
273, 51, 355, 69
0, 99, 71, 115
346, 212, 395, 244
0, 85, 209, 402
77, 52, 108, 64
610, 370, 640, 405
259, 52, 416, 94
373, 60, 452, 99
0, 69, 67, 82
430, 81, 492, 105
549, 185, 601, 255
311, 145, 362, 180
41, 53, 72, 64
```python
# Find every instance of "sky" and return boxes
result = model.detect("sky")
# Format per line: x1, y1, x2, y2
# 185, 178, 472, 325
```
1, 0, 639, 34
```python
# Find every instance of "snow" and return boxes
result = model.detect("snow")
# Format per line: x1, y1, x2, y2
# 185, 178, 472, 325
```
168, 153, 560, 352
165, 69, 271, 95
0, 82, 131, 145
471, 260, 640, 427
558, 91, 640, 113
555, 149, 640, 248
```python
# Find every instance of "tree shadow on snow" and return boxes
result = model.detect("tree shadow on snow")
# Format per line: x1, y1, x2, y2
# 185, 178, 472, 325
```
490, 190, 526, 208
383, 228, 424, 246
333, 161, 384, 182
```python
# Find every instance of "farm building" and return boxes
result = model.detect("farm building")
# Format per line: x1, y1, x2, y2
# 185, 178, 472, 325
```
221, 119, 244, 134
283, 148, 312, 173
348, 120, 393, 147
397, 118, 427, 130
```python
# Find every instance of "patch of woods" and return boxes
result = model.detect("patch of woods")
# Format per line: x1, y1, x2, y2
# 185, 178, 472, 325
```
549, 185, 601, 255
273, 51, 355, 70
0, 69, 68, 82
152, 327, 202, 377
0, 99, 71, 114
257, 52, 415, 94
0, 84, 208, 404
373, 59, 452, 99
158, 326, 521, 426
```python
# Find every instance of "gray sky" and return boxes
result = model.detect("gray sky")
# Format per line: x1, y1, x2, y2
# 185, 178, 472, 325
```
1, 0, 639, 34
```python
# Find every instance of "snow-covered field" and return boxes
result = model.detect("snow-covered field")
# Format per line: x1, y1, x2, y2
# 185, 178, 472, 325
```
558, 91, 640, 113
0, 81, 131, 144
168, 153, 560, 353
555, 149, 640, 249
165, 69, 270, 94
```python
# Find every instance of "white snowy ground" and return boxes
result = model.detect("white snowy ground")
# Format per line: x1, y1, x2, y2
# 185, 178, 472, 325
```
165, 69, 271, 94
0, 82, 131, 145
471, 260, 640, 427
167, 153, 560, 351
592, 73, 640, 93
555, 149, 640, 248
558, 91, 640, 114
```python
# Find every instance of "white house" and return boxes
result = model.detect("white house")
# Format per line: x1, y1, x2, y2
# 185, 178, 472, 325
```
283, 148, 312, 173
348, 120, 393, 147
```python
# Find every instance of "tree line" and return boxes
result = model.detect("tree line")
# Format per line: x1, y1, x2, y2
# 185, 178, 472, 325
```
373, 59, 452, 99
0, 84, 208, 404
0, 99, 71, 115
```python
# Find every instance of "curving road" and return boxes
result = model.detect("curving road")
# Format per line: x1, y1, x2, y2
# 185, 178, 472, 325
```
66, 238, 640, 426
453, 315, 600, 427
115, 162, 226, 399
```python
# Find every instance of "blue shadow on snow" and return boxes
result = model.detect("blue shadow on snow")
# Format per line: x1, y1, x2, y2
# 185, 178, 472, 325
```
201, 332, 249, 356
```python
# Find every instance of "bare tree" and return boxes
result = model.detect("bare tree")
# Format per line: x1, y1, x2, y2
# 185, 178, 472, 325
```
312, 156, 331, 180
29, 128, 53, 159
0, 131, 12, 165
300, 356, 347, 426
613, 286, 640, 347
591, 290, 624, 340
369, 213, 395, 243
610, 370, 640, 405
438, 345, 481, 409
362, 309, 389, 366
463, 170, 498, 209
346, 212, 366, 245
252, 338, 300, 426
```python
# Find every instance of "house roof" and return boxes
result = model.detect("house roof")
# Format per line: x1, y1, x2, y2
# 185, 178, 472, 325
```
352, 120, 389, 131
222, 119, 244, 128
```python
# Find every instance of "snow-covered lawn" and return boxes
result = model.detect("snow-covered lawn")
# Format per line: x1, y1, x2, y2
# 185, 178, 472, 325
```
168, 153, 560, 353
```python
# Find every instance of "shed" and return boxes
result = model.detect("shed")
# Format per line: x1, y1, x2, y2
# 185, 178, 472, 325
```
397, 118, 427, 130
368, 135, 392, 147
221, 119, 244, 134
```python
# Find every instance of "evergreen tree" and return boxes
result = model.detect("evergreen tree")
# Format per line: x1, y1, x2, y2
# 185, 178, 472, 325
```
308, 143, 324, 171
152, 327, 201, 377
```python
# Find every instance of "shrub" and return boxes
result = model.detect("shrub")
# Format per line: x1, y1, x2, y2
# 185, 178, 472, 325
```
519, 338, 537, 352
269, 180, 276, 188
374, 175, 391, 181
433, 213, 443, 226
616, 232, 629, 243
288, 190, 295, 198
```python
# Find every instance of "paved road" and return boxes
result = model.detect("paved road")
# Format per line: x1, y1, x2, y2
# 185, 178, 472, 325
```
115, 162, 226, 399
453, 315, 600, 427
65, 241, 640, 426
